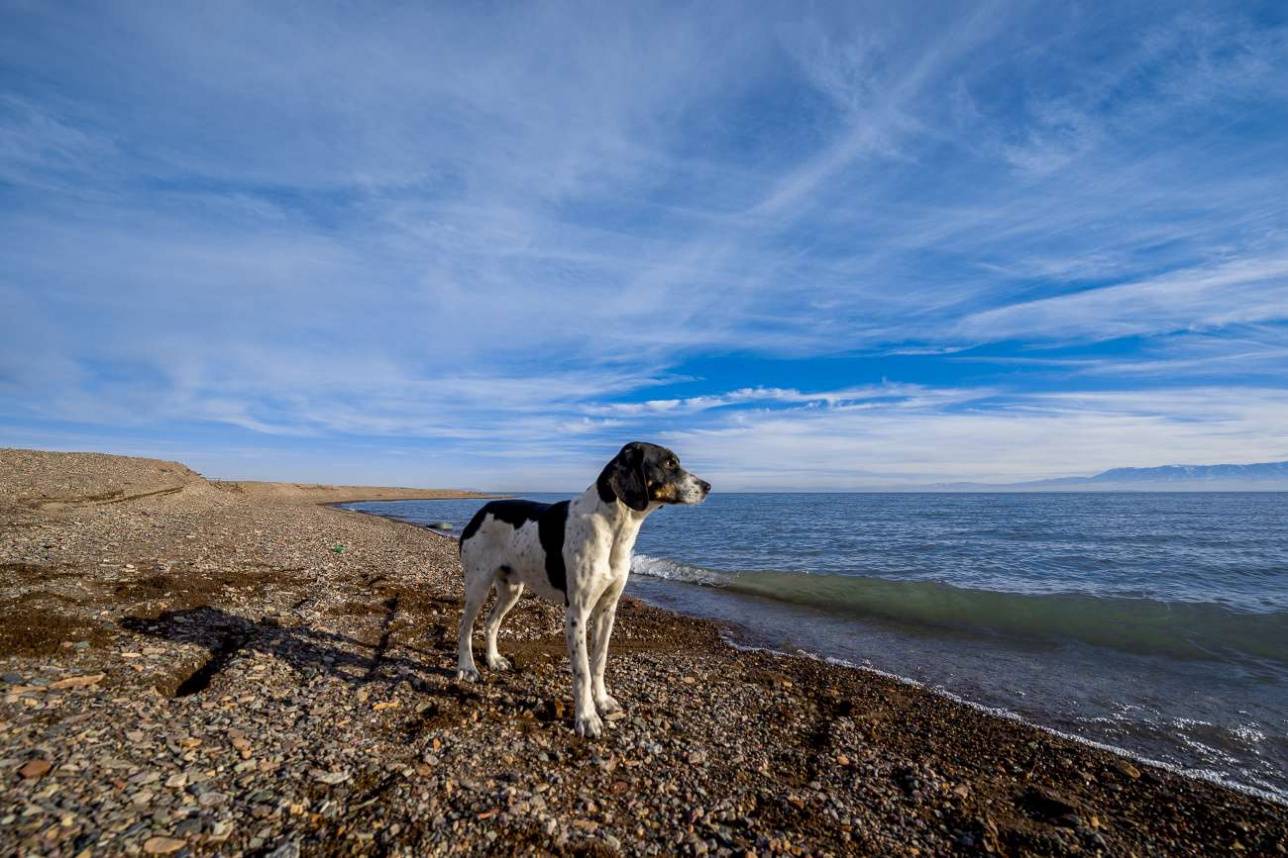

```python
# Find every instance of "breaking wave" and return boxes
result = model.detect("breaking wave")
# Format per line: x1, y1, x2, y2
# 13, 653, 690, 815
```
631, 555, 1288, 665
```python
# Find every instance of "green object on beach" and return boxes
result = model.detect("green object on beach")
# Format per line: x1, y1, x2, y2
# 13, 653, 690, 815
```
331, 543, 346, 554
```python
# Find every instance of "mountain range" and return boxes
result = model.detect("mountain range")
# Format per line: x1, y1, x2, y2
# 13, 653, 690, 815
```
930, 460, 1288, 491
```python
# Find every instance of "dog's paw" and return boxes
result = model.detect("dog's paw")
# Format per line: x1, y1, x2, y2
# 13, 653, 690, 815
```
455, 667, 481, 683
486, 655, 512, 672
574, 712, 604, 739
595, 695, 623, 716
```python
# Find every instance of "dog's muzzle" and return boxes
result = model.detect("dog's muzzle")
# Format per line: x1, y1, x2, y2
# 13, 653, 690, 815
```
679, 475, 711, 504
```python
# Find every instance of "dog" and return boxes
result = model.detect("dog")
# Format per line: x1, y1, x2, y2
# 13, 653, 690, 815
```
456, 441, 710, 737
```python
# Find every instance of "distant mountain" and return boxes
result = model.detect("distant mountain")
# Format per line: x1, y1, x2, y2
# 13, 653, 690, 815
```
1081, 461, 1288, 483
928, 460, 1288, 491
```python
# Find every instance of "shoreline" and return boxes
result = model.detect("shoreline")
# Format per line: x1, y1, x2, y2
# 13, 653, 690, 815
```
345, 497, 1288, 805
346, 500, 1288, 807
733, 635, 1288, 808
3, 449, 1286, 856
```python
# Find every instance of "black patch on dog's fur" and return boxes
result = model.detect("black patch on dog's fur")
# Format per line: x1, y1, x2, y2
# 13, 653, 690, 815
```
595, 471, 616, 504
459, 500, 545, 552
458, 508, 488, 549
597, 442, 650, 511
538, 500, 571, 597
459, 499, 570, 599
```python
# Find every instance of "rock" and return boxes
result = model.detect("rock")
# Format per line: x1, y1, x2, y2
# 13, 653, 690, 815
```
314, 770, 350, 785
266, 842, 301, 858
142, 836, 186, 854
50, 673, 105, 689
6, 684, 46, 696
18, 758, 53, 779
1019, 786, 1080, 825
1117, 761, 1142, 780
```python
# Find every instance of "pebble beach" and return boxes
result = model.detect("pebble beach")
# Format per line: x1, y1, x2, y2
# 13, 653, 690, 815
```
2, 448, 1285, 857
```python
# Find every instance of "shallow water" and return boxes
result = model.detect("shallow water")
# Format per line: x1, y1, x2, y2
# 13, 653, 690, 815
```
346, 491, 1288, 801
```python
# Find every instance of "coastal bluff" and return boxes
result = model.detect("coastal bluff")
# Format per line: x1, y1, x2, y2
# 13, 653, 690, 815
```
2, 448, 1284, 856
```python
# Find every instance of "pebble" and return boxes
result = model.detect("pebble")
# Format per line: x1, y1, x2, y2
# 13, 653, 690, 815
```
1118, 762, 1143, 780
141, 836, 186, 854
18, 759, 53, 779
314, 770, 350, 785
50, 673, 105, 689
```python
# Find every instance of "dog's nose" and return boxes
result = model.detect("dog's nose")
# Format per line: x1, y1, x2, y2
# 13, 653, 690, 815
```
698, 478, 711, 495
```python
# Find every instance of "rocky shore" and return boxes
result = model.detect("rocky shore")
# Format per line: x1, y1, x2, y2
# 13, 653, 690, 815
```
2, 448, 1285, 856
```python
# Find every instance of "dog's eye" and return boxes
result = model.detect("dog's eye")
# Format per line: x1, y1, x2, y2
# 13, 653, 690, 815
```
666, 459, 678, 470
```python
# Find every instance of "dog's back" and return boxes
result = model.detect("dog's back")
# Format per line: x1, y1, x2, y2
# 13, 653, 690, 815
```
459, 499, 571, 605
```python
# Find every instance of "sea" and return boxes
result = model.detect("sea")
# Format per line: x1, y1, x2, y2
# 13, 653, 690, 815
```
343, 491, 1288, 803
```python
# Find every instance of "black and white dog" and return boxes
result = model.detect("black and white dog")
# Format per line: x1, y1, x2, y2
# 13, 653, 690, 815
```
456, 442, 710, 737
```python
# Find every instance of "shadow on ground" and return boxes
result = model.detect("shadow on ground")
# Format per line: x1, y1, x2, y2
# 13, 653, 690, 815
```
119, 605, 468, 699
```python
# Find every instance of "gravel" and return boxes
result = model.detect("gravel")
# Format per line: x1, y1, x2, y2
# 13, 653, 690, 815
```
3, 448, 1286, 856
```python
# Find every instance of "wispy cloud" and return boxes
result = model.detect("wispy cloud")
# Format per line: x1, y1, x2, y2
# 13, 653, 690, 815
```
2, 2, 1286, 487
660, 386, 1288, 489
955, 254, 1288, 343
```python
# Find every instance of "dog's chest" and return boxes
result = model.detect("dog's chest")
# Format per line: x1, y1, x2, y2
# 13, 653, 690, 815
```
567, 513, 641, 578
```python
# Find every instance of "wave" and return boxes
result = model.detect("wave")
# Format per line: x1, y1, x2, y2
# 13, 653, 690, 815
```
631, 555, 1288, 664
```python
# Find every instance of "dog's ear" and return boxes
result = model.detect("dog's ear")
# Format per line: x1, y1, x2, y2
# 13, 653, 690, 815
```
608, 443, 650, 511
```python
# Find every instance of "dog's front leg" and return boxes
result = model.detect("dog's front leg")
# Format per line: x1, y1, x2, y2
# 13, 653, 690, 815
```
590, 578, 625, 715
565, 603, 602, 738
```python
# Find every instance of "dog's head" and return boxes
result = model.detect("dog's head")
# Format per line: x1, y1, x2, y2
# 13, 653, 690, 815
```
597, 442, 710, 512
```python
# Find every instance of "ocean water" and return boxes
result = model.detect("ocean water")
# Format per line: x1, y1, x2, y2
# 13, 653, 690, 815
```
345, 492, 1288, 802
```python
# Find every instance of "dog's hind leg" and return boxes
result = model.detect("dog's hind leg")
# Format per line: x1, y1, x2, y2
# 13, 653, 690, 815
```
484, 577, 523, 671
456, 564, 493, 682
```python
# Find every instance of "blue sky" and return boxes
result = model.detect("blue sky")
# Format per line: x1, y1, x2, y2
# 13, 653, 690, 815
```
2, 1, 1287, 490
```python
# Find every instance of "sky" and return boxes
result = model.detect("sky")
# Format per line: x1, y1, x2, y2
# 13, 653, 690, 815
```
2, 1, 1288, 490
